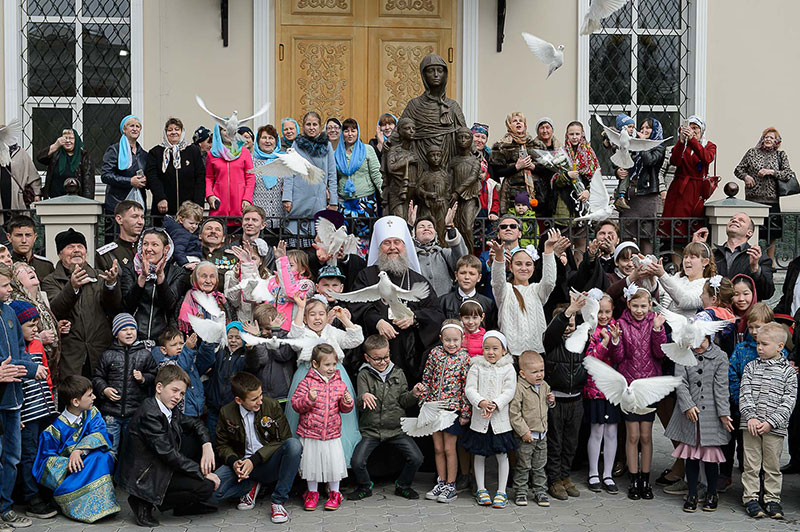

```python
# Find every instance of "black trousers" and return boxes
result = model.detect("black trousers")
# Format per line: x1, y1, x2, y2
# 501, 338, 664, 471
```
158, 472, 214, 510
546, 396, 584, 483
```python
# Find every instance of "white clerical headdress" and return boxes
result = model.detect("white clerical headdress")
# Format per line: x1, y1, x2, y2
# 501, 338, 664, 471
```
367, 216, 421, 274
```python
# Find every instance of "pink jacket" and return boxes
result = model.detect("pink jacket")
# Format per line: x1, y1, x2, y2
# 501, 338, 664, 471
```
464, 327, 485, 358
291, 367, 353, 441
612, 310, 667, 383
583, 320, 621, 399
205, 149, 255, 221
267, 256, 313, 331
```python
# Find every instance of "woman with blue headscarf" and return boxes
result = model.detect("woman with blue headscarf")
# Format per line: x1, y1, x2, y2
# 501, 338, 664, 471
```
617, 117, 667, 254
251, 124, 285, 229
100, 115, 148, 218
335, 118, 382, 242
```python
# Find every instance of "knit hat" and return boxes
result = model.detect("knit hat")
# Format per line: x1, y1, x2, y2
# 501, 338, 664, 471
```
471, 123, 489, 135
193, 126, 211, 144
55, 228, 87, 254
112, 313, 137, 336
9, 300, 39, 325
225, 321, 247, 345
514, 192, 530, 205
199, 217, 226, 236
615, 114, 635, 130
237, 126, 254, 139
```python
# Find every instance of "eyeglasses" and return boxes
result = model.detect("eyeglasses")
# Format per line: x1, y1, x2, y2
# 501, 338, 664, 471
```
366, 353, 390, 363
498, 224, 518, 230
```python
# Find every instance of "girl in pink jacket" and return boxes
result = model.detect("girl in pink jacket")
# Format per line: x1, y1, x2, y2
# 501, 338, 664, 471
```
291, 343, 354, 512
205, 124, 254, 224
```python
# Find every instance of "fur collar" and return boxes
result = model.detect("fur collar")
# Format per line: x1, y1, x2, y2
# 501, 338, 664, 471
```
470, 353, 513, 369
294, 133, 330, 158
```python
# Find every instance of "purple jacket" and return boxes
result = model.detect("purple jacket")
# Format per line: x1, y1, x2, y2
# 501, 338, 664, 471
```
612, 309, 666, 383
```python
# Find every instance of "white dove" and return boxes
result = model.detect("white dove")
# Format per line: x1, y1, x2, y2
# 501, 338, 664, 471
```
401, 401, 458, 438
521, 32, 564, 78
332, 271, 429, 320
574, 170, 614, 223
230, 278, 274, 304
195, 95, 270, 145
565, 288, 602, 353
632, 254, 658, 270
653, 303, 734, 367
594, 115, 671, 169
316, 217, 359, 266
583, 357, 682, 415
0, 120, 22, 166
249, 147, 325, 185
580, 0, 630, 35
188, 314, 226, 350
239, 331, 323, 353
531, 148, 569, 170
193, 291, 225, 319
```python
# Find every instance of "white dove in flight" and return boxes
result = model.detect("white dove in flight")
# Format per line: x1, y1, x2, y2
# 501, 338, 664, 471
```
401, 401, 458, 438
316, 217, 359, 265
188, 314, 226, 351
238, 331, 323, 353
583, 357, 682, 415
580, 0, 630, 35
332, 271, 429, 320
521, 33, 564, 78
653, 303, 734, 367
0, 119, 22, 166
249, 148, 325, 185
574, 170, 614, 223
594, 115, 671, 169
195, 95, 270, 145
565, 288, 603, 354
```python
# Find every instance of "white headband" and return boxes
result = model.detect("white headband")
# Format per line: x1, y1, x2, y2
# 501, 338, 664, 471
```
441, 323, 464, 334
623, 282, 648, 301
511, 244, 539, 262
613, 241, 639, 261
460, 299, 484, 312
709, 274, 722, 295
482, 330, 507, 350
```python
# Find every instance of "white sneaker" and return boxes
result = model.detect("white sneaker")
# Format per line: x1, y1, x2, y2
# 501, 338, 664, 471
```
237, 482, 261, 510
271, 503, 289, 524
1, 511, 31, 529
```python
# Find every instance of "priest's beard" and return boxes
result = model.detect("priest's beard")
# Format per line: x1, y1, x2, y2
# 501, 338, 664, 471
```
377, 254, 409, 277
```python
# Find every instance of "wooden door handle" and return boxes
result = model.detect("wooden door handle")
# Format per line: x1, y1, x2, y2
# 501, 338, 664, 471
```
448, 47, 453, 63
279, 43, 285, 61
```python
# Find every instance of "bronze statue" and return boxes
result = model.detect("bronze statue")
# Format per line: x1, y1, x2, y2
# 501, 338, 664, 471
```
450, 127, 481, 251
416, 148, 450, 243
383, 117, 419, 219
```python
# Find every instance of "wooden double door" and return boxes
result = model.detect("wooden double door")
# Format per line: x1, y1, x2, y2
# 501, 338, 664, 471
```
276, 0, 457, 137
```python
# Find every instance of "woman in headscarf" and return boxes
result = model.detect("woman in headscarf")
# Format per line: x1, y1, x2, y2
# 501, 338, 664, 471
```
38, 128, 95, 199
282, 111, 338, 247
145, 117, 205, 218
662, 115, 716, 243
472, 122, 499, 251
325, 118, 342, 150
618, 117, 667, 254
251, 124, 286, 229
734, 127, 795, 261
120, 227, 187, 341
336, 118, 381, 243
205, 122, 254, 226
281, 117, 299, 149
557, 120, 600, 249
100, 115, 147, 217
369, 112, 397, 162
490, 112, 550, 217
192, 126, 212, 165
238, 126, 255, 153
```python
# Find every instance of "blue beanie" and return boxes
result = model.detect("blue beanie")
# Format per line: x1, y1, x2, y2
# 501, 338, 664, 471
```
226, 321, 247, 344
9, 300, 39, 325
615, 114, 635, 130
112, 313, 137, 336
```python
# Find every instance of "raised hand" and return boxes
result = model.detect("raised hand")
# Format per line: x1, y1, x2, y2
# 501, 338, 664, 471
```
307, 388, 318, 402
488, 240, 505, 263
98, 259, 119, 286
70, 264, 91, 291
407, 201, 418, 226
445, 203, 458, 227
747, 245, 762, 273
185, 332, 198, 349
653, 312, 666, 330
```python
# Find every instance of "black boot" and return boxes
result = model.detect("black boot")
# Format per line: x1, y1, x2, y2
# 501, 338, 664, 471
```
640, 472, 654, 500
129, 495, 159, 528
627, 472, 641, 500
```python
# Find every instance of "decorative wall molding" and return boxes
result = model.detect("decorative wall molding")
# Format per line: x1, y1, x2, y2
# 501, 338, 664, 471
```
253, 0, 275, 128
461, 0, 478, 125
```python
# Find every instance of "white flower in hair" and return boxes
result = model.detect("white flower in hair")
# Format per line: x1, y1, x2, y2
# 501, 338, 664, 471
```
623, 282, 641, 301
587, 288, 604, 301
709, 274, 722, 293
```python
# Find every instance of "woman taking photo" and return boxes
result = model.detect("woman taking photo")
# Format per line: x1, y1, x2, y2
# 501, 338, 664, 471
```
336, 118, 381, 240
251, 124, 286, 230
146, 118, 205, 218
369, 112, 396, 162
205, 123, 254, 226
38, 128, 94, 199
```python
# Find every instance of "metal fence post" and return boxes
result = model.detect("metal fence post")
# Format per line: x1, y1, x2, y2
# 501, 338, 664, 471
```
35, 195, 103, 266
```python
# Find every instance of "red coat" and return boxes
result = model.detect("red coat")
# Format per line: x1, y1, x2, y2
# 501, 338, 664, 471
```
663, 138, 717, 219
583, 321, 621, 399
464, 327, 485, 358
205, 148, 255, 222
291, 367, 353, 441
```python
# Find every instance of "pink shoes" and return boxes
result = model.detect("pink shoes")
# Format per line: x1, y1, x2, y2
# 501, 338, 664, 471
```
303, 491, 319, 511
324, 490, 343, 511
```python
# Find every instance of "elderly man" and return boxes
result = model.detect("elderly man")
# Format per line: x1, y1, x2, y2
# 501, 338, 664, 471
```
693, 212, 774, 300
307, 210, 365, 292
409, 203, 468, 298
5, 215, 53, 281
41, 229, 120, 380
96, 199, 144, 271
350, 216, 444, 382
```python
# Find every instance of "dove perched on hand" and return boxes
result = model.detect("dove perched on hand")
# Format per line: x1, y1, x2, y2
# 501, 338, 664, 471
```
653, 304, 734, 367
332, 271, 429, 320
594, 115, 671, 169
315, 217, 359, 266
580, 0, 630, 35
0, 120, 22, 167
565, 288, 602, 353
583, 357, 682, 415
521, 33, 564, 78
250, 148, 325, 185
195, 95, 270, 146
401, 401, 458, 437
574, 170, 614, 223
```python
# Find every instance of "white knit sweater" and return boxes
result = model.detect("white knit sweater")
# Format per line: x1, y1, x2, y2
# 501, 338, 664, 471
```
658, 273, 706, 318
491, 252, 556, 355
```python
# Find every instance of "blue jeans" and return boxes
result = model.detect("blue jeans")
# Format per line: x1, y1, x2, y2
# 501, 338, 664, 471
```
351, 434, 423, 489
0, 409, 22, 513
211, 438, 303, 505
104, 415, 130, 455
206, 410, 219, 445
20, 417, 50, 501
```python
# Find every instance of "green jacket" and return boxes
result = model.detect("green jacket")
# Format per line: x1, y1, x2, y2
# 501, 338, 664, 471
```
337, 144, 382, 200
356, 364, 417, 441
216, 395, 293, 467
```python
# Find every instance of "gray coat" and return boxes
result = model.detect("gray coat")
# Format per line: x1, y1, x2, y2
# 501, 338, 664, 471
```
415, 228, 468, 297
665, 343, 731, 447
282, 139, 338, 239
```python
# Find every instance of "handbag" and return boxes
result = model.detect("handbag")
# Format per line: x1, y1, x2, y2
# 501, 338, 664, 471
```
9, 173, 36, 208
700, 157, 719, 200
776, 150, 800, 196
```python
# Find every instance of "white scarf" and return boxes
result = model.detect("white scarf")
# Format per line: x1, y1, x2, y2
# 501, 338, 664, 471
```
161, 128, 187, 173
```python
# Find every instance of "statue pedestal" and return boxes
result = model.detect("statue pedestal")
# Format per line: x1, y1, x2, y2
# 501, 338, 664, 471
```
704, 197, 769, 247
35, 195, 103, 266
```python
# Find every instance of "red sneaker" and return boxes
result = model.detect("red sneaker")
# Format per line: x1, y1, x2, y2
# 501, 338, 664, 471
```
270, 503, 289, 523
237, 482, 260, 510
303, 491, 319, 511
324, 490, 342, 511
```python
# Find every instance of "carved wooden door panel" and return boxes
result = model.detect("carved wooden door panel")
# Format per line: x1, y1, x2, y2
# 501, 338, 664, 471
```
277, 24, 368, 128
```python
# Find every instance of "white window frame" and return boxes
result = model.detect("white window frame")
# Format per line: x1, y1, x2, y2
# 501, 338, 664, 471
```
3, 0, 143, 152
577, 0, 707, 140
